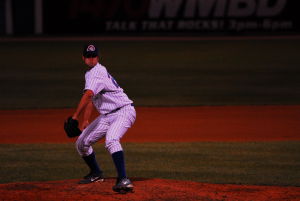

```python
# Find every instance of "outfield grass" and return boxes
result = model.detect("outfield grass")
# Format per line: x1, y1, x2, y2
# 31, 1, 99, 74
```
0, 142, 299, 186
0, 38, 300, 109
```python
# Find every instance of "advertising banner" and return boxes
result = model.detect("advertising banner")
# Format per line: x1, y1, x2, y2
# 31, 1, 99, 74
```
43, 0, 300, 34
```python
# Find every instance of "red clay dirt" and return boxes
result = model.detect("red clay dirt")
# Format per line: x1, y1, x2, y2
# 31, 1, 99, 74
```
0, 105, 300, 143
0, 105, 300, 201
0, 178, 299, 201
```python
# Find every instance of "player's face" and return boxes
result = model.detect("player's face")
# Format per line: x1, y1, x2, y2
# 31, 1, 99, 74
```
83, 56, 99, 68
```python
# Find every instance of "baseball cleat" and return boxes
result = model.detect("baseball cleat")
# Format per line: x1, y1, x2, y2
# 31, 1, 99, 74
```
78, 172, 104, 184
112, 178, 134, 194
83, 172, 101, 179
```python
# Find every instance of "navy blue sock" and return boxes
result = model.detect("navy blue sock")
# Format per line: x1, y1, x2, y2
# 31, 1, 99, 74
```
82, 152, 101, 174
112, 151, 126, 180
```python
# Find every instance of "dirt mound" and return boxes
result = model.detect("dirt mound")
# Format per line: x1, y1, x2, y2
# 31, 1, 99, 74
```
0, 178, 299, 201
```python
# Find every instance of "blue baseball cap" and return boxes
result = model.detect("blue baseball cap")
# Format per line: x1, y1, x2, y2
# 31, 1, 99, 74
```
83, 44, 98, 58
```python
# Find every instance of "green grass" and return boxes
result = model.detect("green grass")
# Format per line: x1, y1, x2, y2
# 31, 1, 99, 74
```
0, 142, 299, 186
0, 38, 300, 109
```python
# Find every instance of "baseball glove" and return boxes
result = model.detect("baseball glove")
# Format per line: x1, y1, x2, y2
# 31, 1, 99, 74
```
64, 117, 82, 138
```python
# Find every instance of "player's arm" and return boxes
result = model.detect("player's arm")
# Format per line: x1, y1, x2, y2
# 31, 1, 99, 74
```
72, 89, 94, 120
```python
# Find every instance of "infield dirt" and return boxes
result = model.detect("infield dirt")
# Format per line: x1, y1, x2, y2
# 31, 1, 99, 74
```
0, 105, 299, 200
0, 178, 299, 201
0, 105, 299, 143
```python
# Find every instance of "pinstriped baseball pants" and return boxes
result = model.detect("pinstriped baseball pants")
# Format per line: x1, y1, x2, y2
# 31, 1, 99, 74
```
76, 104, 136, 156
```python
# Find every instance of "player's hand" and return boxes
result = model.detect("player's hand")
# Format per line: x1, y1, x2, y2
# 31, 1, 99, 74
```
72, 114, 79, 120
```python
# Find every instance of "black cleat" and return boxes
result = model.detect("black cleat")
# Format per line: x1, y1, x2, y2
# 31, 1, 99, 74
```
83, 172, 97, 179
112, 178, 134, 194
78, 172, 104, 184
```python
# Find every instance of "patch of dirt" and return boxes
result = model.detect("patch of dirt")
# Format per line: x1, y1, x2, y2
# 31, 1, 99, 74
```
0, 105, 300, 143
0, 178, 299, 201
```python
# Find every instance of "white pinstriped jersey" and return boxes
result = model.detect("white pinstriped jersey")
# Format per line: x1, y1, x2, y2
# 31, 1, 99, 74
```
84, 63, 133, 114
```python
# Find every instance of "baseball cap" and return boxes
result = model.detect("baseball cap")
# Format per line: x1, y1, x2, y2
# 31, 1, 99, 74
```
83, 44, 99, 58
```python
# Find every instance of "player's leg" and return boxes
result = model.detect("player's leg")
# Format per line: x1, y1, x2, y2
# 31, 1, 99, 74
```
76, 115, 109, 184
105, 106, 136, 192
106, 120, 133, 192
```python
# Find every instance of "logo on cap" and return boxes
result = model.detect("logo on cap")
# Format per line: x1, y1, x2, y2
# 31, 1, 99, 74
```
87, 45, 96, 52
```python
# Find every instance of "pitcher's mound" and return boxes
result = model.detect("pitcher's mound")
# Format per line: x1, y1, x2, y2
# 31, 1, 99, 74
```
0, 178, 299, 201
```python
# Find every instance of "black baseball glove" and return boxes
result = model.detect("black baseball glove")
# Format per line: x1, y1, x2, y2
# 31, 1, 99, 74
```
64, 117, 82, 138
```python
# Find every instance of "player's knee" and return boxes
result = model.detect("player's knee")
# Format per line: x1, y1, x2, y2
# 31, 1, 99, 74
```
76, 136, 92, 156
76, 138, 85, 156
105, 139, 122, 154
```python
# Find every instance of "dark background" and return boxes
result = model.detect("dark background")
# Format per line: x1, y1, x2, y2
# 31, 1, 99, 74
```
1, 0, 299, 36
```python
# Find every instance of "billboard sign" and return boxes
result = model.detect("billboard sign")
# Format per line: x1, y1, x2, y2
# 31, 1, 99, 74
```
43, 0, 300, 34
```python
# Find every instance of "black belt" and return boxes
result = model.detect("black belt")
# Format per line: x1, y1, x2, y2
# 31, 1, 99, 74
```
105, 103, 134, 115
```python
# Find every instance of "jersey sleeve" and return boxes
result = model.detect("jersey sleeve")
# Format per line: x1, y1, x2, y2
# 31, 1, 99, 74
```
84, 74, 105, 95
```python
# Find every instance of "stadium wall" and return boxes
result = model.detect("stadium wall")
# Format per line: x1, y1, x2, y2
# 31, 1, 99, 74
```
0, 0, 299, 36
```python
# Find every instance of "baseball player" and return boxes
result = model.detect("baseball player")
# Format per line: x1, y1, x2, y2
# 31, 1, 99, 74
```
71, 44, 136, 193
